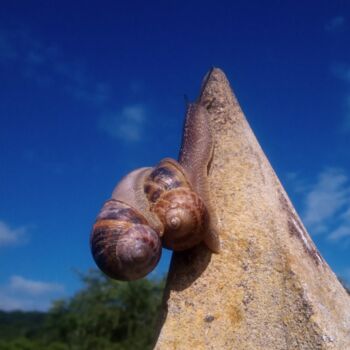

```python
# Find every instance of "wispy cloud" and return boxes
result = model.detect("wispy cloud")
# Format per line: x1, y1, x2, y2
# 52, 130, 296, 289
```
329, 226, 350, 240
0, 28, 111, 104
325, 16, 345, 32
303, 168, 348, 231
298, 168, 350, 242
9, 276, 64, 296
0, 220, 28, 247
285, 171, 308, 193
0, 276, 65, 311
99, 105, 146, 142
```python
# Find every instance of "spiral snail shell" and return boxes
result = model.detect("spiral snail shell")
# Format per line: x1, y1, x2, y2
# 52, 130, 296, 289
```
91, 199, 162, 281
90, 101, 220, 281
144, 158, 209, 251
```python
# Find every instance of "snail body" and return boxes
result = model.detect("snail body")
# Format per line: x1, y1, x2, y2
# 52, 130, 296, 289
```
90, 102, 220, 281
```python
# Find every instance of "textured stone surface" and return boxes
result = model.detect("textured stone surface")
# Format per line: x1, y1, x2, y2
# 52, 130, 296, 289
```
154, 68, 350, 349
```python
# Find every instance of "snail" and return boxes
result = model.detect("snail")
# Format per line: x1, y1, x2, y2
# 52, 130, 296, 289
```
90, 102, 220, 281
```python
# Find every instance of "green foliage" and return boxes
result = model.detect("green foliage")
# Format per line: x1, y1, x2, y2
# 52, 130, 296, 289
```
0, 270, 165, 350
0, 311, 46, 341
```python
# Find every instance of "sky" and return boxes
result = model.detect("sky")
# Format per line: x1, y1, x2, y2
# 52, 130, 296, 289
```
0, 1, 349, 311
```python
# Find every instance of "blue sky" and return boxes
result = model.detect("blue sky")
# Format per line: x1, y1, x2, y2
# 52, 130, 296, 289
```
0, 1, 349, 311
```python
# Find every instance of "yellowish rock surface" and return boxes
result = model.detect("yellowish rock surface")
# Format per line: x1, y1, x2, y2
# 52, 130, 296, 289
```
154, 68, 350, 349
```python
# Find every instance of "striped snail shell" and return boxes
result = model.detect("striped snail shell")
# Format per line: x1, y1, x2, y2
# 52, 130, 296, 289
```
144, 158, 209, 251
90, 169, 162, 281
90, 101, 220, 281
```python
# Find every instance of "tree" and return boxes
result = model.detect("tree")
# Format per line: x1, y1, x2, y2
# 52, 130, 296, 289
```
44, 270, 165, 350
0, 270, 165, 350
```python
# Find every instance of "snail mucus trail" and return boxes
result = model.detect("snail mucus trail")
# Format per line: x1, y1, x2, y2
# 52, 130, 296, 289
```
90, 102, 220, 281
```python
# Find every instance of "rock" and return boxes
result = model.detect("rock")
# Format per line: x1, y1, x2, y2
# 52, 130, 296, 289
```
153, 68, 350, 349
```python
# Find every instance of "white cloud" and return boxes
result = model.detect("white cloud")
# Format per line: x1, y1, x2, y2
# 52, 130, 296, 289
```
0, 221, 28, 247
285, 171, 308, 193
325, 16, 345, 32
0, 292, 51, 312
299, 168, 350, 242
99, 105, 146, 142
303, 168, 348, 230
328, 226, 350, 240
0, 292, 29, 312
9, 276, 64, 296
0, 276, 65, 311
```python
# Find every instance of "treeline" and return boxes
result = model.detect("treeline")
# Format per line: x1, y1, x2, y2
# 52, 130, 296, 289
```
0, 270, 165, 350
0, 271, 348, 350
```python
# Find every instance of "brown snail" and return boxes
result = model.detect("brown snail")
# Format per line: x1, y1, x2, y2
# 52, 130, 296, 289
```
90, 102, 220, 281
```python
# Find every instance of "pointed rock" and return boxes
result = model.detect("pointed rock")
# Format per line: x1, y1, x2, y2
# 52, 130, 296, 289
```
154, 68, 350, 349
